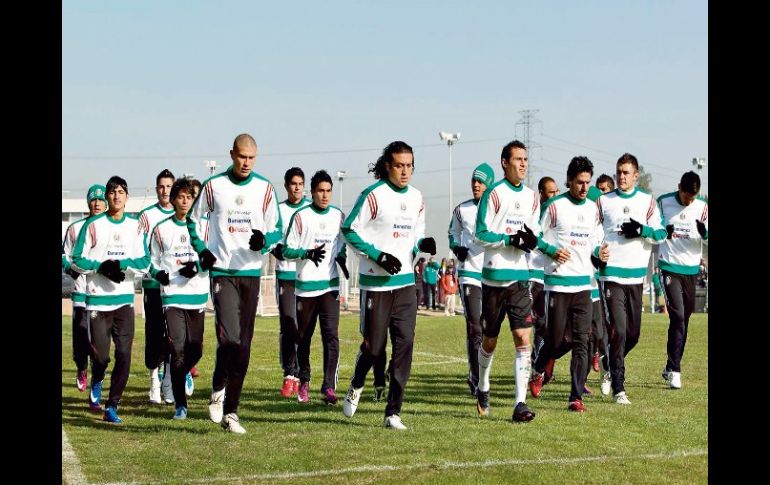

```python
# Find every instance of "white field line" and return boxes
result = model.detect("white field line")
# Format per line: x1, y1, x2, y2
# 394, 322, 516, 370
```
94, 448, 708, 485
62, 427, 88, 485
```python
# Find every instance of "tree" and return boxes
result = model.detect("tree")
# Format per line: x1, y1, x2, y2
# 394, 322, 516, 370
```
638, 165, 653, 193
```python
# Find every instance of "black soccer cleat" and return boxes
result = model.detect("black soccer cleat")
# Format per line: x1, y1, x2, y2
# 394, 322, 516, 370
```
476, 390, 490, 417
512, 402, 536, 423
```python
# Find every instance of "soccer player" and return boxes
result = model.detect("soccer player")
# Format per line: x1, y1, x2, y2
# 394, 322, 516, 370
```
592, 174, 615, 394
474, 140, 541, 423
597, 153, 666, 404
72, 176, 151, 423
137, 169, 181, 405
530, 176, 560, 381
282, 170, 348, 404
62, 184, 107, 392
340, 141, 436, 430
272, 167, 311, 398
657, 171, 708, 389
529, 157, 608, 412
447, 162, 495, 396
186, 133, 282, 434
148, 179, 210, 420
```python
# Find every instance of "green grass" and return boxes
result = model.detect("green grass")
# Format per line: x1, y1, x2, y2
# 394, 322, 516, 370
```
62, 311, 707, 484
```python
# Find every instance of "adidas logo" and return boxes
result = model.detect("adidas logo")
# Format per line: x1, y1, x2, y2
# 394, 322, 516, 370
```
368, 268, 375, 273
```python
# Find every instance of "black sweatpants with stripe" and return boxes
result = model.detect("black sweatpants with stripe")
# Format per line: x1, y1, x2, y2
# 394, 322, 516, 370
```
459, 283, 482, 391
534, 290, 592, 401
72, 306, 90, 371
599, 281, 643, 395
143, 288, 168, 370
660, 270, 696, 373
210, 276, 260, 416
530, 281, 547, 363
351, 285, 417, 417
89, 305, 135, 409
296, 290, 340, 392
166, 306, 205, 408
277, 279, 300, 377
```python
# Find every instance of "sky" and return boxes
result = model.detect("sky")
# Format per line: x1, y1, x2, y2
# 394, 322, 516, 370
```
62, 1, 707, 258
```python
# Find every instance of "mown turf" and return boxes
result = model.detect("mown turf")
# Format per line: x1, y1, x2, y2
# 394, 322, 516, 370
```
62, 311, 707, 484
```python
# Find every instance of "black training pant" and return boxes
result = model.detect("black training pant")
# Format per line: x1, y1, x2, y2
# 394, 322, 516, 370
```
143, 288, 168, 370
166, 306, 205, 408
89, 305, 135, 409
276, 279, 300, 377
460, 283, 482, 390
661, 270, 696, 373
599, 281, 643, 394
296, 290, 340, 392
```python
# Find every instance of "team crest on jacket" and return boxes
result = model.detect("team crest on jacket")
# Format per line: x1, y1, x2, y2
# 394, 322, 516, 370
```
400, 202, 407, 212
235, 195, 244, 206
515, 201, 520, 209
319, 223, 326, 230
623, 206, 630, 214
577, 214, 584, 223
680, 213, 686, 220
113, 233, 121, 242
180, 234, 187, 243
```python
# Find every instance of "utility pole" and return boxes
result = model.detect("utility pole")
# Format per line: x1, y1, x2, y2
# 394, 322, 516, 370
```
515, 109, 542, 187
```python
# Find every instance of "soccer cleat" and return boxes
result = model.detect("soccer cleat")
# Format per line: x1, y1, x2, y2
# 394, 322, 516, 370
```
291, 377, 300, 396
208, 388, 225, 424
185, 372, 194, 397
161, 364, 174, 404
582, 383, 593, 396
614, 391, 631, 405
280, 376, 296, 398
476, 390, 490, 417
373, 386, 385, 402
322, 388, 338, 405
600, 371, 612, 396
592, 352, 601, 372
297, 381, 310, 403
89, 380, 103, 412
543, 358, 556, 384
342, 385, 363, 417
568, 399, 587, 412
529, 372, 544, 398
102, 406, 123, 424
384, 414, 407, 430
221, 413, 246, 434
512, 402, 536, 422
662, 367, 672, 382
669, 371, 682, 389
190, 366, 199, 378
148, 370, 161, 404
76, 369, 88, 392
173, 406, 188, 420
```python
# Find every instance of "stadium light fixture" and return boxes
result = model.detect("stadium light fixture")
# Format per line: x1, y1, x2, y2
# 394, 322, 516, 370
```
439, 132, 461, 218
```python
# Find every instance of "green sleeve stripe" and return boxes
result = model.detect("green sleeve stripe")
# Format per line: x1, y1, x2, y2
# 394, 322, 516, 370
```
121, 231, 151, 271
538, 239, 558, 257
186, 214, 207, 253
282, 246, 307, 260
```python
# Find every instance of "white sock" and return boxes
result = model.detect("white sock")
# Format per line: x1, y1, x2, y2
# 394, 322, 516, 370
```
150, 367, 158, 379
514, 346, 531, 404
478, 348, 494, 392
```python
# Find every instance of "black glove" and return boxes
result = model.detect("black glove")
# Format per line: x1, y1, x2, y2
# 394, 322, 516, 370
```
418, 237, 437, 255
666, 224, 674, 239
620, 218, 643, 238
695, 220, 707, 238
179, 261, 198, 278
304, 243, 326, 267
199, 249, 217, 271
271, 243, 285, 261
336, 256, 350, 279
376, 252, 402, 275
452, 246, 469, 262
590, 254, 607, 270
518, 223, 538, 251
97, 259, 120, 277
65, 268, 80, 280
249, 229, 265, 251
154, 270, 170, 286
508, 233, 529, 252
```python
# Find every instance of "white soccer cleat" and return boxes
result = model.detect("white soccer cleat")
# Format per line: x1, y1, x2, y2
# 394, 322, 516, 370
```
148, 369, 161, 404
208, 388, 225, 424
614, 391, 631, 405
342, 385, 363, 418
600, 371, 611, 396
669, 371, 682, 389
184, 372, 194, 397
384, 414, 407, 430
221, 413, 246, 434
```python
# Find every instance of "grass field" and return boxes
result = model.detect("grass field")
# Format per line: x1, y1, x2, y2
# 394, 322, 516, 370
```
62, 311, 707, 484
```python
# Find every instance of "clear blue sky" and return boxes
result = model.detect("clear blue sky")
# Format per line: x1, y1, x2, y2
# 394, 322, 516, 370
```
62, 1, 707, 256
